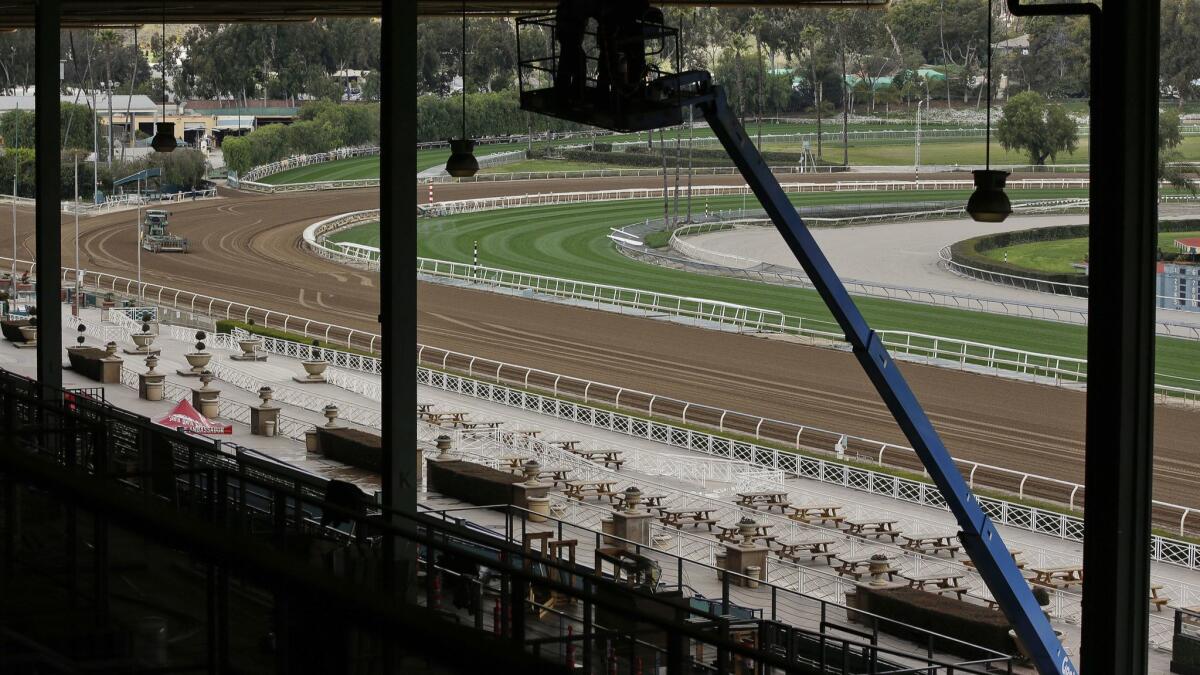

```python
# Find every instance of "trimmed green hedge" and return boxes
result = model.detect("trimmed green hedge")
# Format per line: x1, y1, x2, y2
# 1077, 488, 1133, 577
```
856, 585, 1015, 658
214, 320, 375, 358
318, 427, 382, 472
1, 319, 30, 342
950, 224, 1091, 287
951, 219, 1200, 290
67, 347, 110, 382
426, 459, 517, 507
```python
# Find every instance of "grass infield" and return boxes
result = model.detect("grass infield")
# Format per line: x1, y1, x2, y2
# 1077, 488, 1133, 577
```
410, 188, 1200, 384
259, 156, 380, 184
981, 231, 1200, 275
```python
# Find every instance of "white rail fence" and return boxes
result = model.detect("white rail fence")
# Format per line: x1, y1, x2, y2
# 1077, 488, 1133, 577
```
302, 209, 381, 270
0, 258, 384, 354
415, 257, 1200, 401
236, 145, 379, 183
415, 356, 1200, 553
420, 179, 1091, 216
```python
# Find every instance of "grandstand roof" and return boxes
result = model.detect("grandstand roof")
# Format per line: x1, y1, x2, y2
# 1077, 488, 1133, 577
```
113, 167, 161, 187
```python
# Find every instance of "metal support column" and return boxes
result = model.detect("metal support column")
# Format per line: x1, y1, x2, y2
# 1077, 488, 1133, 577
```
34, 0, 62, 389
1082, 2, 1159, 672
380, 0, 418, 600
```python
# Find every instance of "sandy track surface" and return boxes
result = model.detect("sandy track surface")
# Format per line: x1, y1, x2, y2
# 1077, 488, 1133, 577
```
419, 282, 1200, 510
4, 179, 1196, 512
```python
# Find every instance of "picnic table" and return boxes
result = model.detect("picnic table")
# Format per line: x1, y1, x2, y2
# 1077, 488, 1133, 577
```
548, 439, 580, 451
613, 492, 667, 508
832, 553, 898, 582
498, 455, 530, 470
458, 420, 503, 431
536, 466, 574, 487
416, 402, 434, 414
898, 571, 967, 596
715, 522, 774, 545
962, 549, 1024, 570
658, 508, 718, 531
898, 532, 961, 558
420, 411, 468, 426
569, 448, 625, 470
563, 480, 618, 503
735, 491, 792, 513
1029, 565, 1084, 589
843, 518, 902, 542
773, 537, 837, 564
786, 504, 844, 527
1151, 584, 1169, 612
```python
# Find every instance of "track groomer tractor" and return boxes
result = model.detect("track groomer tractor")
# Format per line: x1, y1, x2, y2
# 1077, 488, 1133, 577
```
141, 209, 188, 253
517, 4, 1076, 674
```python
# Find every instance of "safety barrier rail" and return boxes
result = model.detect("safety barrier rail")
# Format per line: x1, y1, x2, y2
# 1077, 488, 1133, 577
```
415, 345, 1200, 543
233, 177, 381, 193
419, 178, 1092, 216
2, 259, 384, 354
238, 145, 379, 183
415, 256, 1200, 399
302, 209, 381, 270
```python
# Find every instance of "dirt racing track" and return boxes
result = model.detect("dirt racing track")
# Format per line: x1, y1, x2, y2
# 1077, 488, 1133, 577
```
4, 177, 1199, 515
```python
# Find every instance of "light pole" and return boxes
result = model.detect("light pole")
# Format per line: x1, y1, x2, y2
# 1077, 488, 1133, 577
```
136, 176, 142, 304
11, 101, 18, 301
72, 155, 79, 317
915, 98, 926, 182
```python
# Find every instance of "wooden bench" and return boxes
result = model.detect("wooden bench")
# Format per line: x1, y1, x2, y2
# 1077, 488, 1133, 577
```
786, 504, 844, 527
898, 533, 961, 558
833, 554, 898, 582
933, 586, 971, 601
735, 491, 792, 513
562, 480, 618, 503
898, 571, 966, 592
774, 538, 837, 564
1151, 583, 1169, 612
659, 509, 717, 531
843, 519, 902, 542
1029, 565, 1083, 589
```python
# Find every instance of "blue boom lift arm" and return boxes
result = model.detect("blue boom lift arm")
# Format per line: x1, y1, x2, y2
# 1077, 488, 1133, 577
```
516, 8, 1073, 669
690, 79, 1076, 675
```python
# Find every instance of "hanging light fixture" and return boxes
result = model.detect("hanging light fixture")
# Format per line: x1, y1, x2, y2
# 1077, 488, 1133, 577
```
967, 0, 1010, 222
445, 0, 478, 177
150, 4, 176, 153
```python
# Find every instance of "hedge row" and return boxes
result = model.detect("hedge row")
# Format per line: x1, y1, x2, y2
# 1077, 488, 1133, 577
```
950, 219, 1200, 286
856, 586, 1015, 658
426, 459, 517, 507
319, 427, 382, 472
66, 347, 110, 383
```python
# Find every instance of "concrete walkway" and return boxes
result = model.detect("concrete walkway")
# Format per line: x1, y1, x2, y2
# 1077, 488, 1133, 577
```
686, 212, 1200, 328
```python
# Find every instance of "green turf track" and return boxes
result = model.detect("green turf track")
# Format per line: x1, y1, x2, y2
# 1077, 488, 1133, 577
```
260, 156, 380, 184
328, 222, 380, 248
982, 231, 1200, 275
407, 189, 1200, 385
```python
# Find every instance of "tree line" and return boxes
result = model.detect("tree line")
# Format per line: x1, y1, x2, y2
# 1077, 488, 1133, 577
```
0, 19, 381, 106
416, 1, 1200, 114
222, 101, 380, 175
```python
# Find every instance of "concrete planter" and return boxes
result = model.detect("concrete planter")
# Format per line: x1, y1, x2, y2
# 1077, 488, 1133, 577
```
237, 338, 260, 356
18, 325, 36, 344
302, 360, 328, 378
185, 352, 211, 370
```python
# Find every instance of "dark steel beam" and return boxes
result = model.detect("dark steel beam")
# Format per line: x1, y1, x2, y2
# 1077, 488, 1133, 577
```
1082, 1, 1159, 672
35, 0, 61, 390
380, 0, 418, 600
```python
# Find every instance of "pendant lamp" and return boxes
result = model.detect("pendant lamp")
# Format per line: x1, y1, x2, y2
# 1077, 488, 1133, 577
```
150, 5, 175, 153
967, 0, 1010, 222
445, 0, 478, 177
